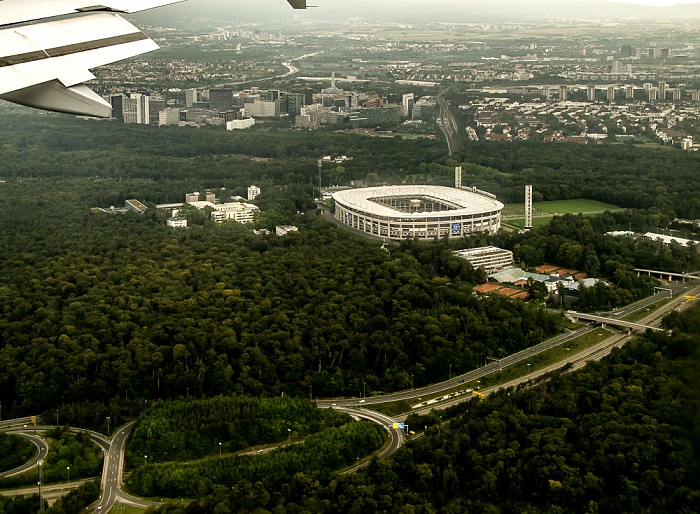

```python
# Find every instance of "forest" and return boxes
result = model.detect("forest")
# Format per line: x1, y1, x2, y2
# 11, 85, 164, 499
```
147, 304, 700, 513
0, 427, 103, 487
0, 107, 696, 422
128, 396, 352, 464
0, 434, 34, 473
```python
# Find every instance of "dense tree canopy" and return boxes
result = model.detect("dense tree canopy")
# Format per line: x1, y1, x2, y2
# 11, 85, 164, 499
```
149, 305, 700, 513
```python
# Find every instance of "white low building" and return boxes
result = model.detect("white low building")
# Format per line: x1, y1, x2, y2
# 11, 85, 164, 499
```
188, 200, 259, 224
453, 246, 514, 273
227, 118, 255, 130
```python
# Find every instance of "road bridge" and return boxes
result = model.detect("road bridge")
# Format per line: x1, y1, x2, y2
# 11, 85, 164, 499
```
566, 311, 664, 332
635, 268, 700, 282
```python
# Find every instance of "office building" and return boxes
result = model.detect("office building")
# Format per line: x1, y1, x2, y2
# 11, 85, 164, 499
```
248, 185, 261, 201
123, 93, 149, 124
226, 118, 255, 130
626, 85, 635, 99
587, 85, 596, 102
208, 88, 234, 111
607, 85, 615, 102
244, 101, 280, 117
453, 247, 515, 274
159, 108, 181, 126
559, 85, 568, 102
402, 93, 415, 118
109, 94, 124, 121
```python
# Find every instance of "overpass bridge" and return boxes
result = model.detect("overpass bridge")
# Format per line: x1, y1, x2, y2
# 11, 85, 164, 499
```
566, 311, 664, 332
636, 268, 700, 282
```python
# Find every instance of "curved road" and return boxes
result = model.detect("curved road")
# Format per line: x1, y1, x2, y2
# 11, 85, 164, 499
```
0, 432, 49, 478
331, 407, 404, 475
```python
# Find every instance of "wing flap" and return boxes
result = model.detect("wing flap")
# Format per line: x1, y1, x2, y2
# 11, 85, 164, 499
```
0, 81, 113, 117
0, 0, 185, 27
0, 14, 157, 96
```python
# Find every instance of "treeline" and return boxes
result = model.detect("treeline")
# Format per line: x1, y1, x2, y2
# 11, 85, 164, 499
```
151, 304, 700, 512
128, 397, 349, 464
485, 211, 698, 311
1, 109, 700, 218
125, 421, 385, 499
0, 433, 34, 473
46, 480, 99, 514
0, 427, 103, 487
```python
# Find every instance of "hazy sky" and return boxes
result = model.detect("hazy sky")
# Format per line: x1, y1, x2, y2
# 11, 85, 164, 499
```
134, 0, 700, 24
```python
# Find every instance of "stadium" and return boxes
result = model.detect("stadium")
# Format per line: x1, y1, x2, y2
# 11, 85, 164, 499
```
332, 185, 504, 240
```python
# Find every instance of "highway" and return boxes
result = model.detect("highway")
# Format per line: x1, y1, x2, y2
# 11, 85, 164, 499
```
405, 283, 700, 418
317, 288, 683, 411
436, 88, 460, 155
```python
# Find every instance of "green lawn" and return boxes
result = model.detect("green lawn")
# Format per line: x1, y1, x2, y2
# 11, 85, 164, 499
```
503, 198, 620, 218
508, 217, 551, 229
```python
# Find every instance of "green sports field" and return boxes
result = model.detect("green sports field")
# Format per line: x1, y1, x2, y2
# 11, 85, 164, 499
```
503, 199, 620, 217
502, 199, 620, 221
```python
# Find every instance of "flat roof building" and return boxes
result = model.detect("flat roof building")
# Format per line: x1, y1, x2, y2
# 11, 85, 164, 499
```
453, 246, 514, 273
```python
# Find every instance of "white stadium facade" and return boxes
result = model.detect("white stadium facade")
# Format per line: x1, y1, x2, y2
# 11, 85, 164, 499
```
332, 185, 504, 241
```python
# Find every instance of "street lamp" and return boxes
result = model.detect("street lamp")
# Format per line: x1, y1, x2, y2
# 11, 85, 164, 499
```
38, 461, 43, 513
106, 417, 111, 437
218, 442, 222, 458
144, 455, 148, 466
287, 428, 291, 444
363, 381, 366, 399
449, 364, 452, 380
411, 374, 414, 390
66, 466, 70, 483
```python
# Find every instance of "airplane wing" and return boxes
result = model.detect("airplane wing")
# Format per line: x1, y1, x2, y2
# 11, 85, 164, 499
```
0, 0, 309, 118
0, 0, 186, 27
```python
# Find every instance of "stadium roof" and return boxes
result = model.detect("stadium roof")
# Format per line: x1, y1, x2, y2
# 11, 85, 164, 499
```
333, 185, 503, 219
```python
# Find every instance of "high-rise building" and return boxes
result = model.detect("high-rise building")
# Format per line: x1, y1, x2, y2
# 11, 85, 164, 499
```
658, 81, 668, 100
607, 85, 615, 102
660, 48, 669, 59
525, 185, 533, 231
248, 185, 261, 201
612, 61, 623, 73
649, 87, 659, 101
673, 89, 682, 101
185, 89, 198, 107
159, 108, 180, 126
559, 85, 568, 102
542, 86, 551, 100
109, 94, 124, 122
587, 84, 596, 102
123, 93, 149, 124
149, 97, 166, 125
402, 93, 415, 118
626, 85, 635, 99
620, 44, 633, 58
692, 91, 700, 102
208, 88, 234, 111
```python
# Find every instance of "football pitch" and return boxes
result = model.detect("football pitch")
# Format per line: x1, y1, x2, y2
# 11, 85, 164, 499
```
503, 199, 620, 228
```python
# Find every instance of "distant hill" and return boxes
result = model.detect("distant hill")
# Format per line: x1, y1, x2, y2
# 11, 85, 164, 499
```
129, 0, 700, 25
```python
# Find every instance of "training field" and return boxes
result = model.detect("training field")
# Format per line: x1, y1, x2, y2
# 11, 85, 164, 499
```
502, 199, 620, 229
502, 199, 619, 218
